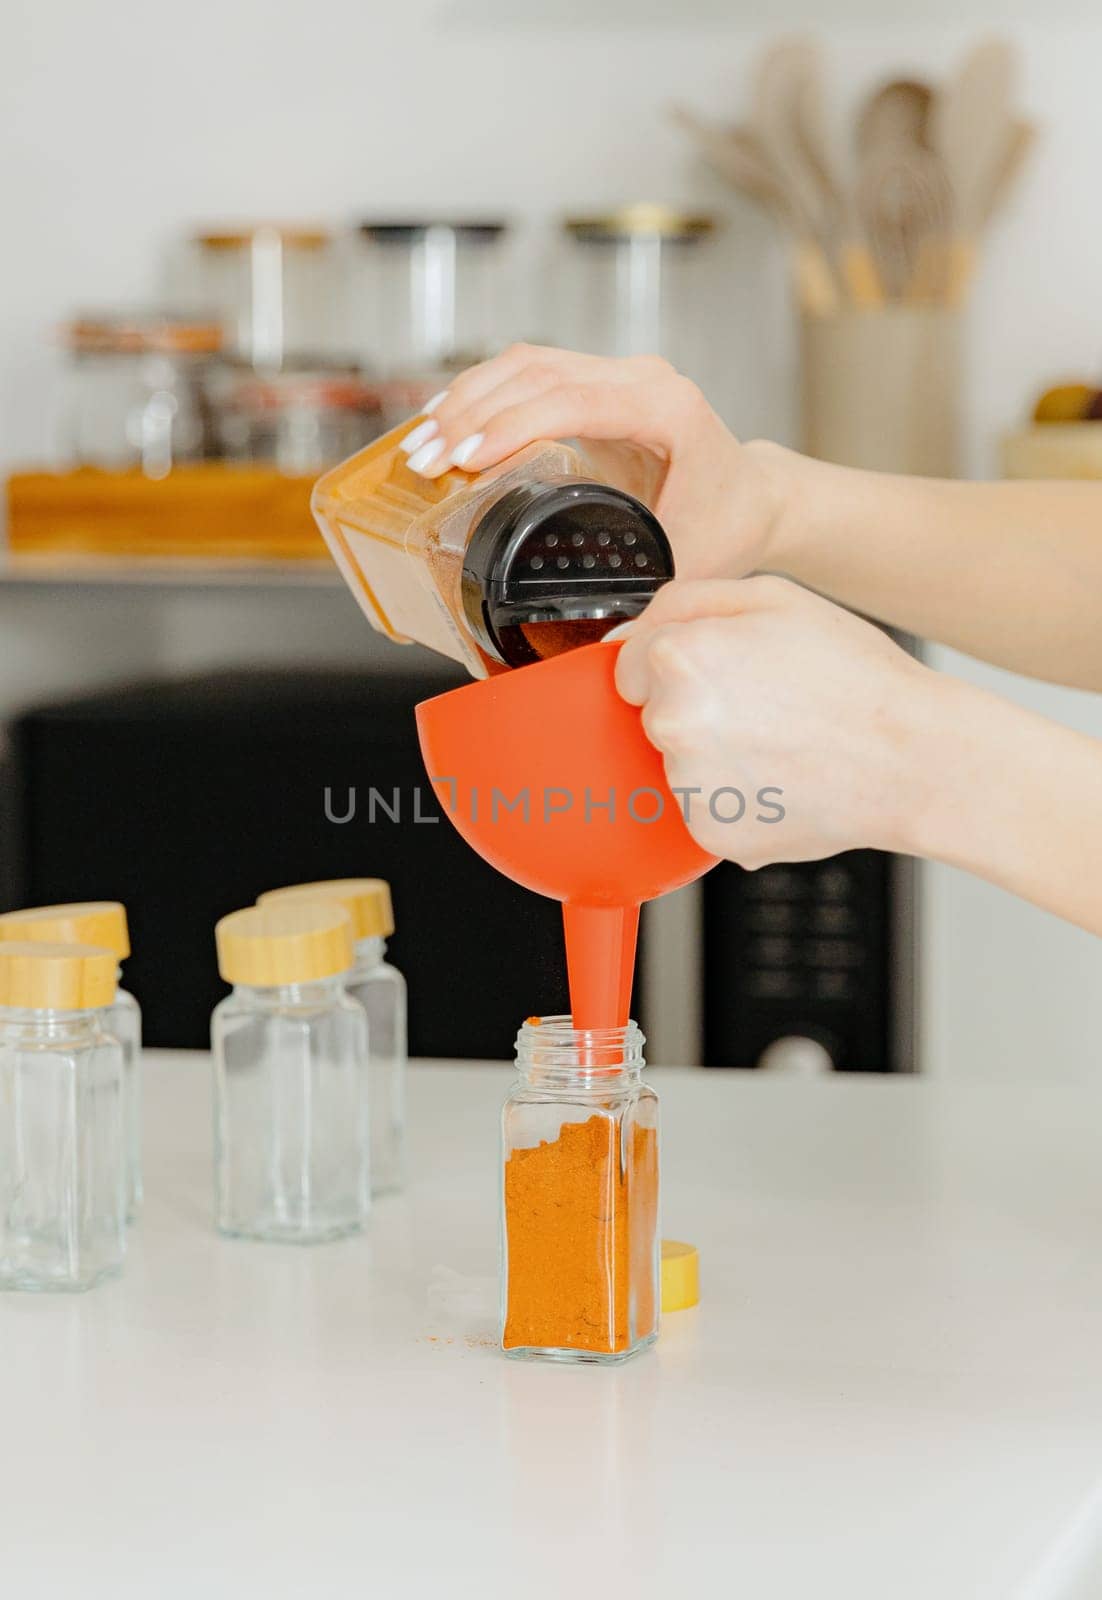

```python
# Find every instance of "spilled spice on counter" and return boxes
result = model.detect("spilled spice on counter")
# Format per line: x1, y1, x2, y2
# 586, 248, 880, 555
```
502, 1113, 658, 1354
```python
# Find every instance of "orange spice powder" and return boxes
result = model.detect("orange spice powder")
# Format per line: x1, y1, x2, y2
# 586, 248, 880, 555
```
502, 1113, 658, 1354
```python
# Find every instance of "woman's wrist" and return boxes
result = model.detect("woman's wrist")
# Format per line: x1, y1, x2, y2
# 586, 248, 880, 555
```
889, 666, 984, 863
742, 439, 825, 579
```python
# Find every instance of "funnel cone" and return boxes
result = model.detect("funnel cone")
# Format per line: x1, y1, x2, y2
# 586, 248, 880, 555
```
415, 641, 717, 1028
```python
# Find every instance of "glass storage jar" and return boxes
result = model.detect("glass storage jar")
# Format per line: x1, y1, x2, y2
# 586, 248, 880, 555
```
0, 902, 142, 1221
257, 880, 406, 1194
356, 221, 509, 380
501, 1016, 659, 1363
61, 312, 222, 476
0, 941, 125, 1292
212, 902, 370, 1242
211, 364, 384, 473
558, 206, 718, 383
190, 225, 334, 372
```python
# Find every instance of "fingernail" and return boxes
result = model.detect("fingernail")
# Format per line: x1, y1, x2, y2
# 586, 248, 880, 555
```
400, 419, 439, 454
407, 438, 445, 475
423, 389, 449, 414
450, 432, 485, 469
603, 621, 634, 643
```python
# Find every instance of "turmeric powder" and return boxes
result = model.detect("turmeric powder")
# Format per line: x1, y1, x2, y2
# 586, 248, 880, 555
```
502, 1112, 659, 1356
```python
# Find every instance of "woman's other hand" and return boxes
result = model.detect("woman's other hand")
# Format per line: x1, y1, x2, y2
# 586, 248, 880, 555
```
612, 577, 941, 868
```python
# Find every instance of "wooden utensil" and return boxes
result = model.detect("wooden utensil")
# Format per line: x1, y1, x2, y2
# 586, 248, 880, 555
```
980, 116, 1037, 228
929, 38, 1018, 301
789, 43, 884, 308
858, 147, 953, 303
751, 39, 844, 307
856, 79, 934, 157
671, 105, 840, 316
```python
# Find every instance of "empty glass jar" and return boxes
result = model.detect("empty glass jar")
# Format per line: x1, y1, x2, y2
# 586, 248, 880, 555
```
61, 312, 222, 476
356, 220, 508, 379
558, 206, 719, 385
501, 1016, 659, 1363
189, 226, 334, 372
212, 902, 370, 1241
256, 880, 406, 1194
0, 902, 142, 1221
0, 941, 125, 1292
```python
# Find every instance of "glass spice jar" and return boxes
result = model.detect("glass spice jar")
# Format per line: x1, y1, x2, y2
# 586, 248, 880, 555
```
256, 879, 406, 1194
0, 902, 143, 1222
0, 941, 125, 1292
501, 1016, 659, 1363
212, 903, 370, 1242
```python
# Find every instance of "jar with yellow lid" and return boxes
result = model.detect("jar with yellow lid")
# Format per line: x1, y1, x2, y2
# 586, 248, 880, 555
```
0, 903, 142, 1221
0, 941, 125, 1292
212, 903, 370, 1241
257, 880, 406, 1194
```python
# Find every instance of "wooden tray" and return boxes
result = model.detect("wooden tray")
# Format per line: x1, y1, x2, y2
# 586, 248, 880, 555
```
1002, 424, 1102, 480
6, 465, 326, 561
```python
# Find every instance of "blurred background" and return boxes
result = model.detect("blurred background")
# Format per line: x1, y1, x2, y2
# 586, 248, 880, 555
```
3, 0, 1101, 1078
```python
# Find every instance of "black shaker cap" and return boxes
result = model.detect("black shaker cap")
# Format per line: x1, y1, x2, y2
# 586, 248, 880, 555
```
460, 479, 674, 668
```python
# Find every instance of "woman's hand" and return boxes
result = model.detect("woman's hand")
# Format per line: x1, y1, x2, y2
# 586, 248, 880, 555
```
402, 344, 787, 581
612, 576, 940, 868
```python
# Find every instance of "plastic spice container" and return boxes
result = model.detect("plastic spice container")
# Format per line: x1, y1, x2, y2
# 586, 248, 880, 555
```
501, 1016, 659, 1363
312, 418, 672, 677
256, 880, 406, 1194
212, 903, 370, 1241
0, 902, 143, 1221
190, 226, 333, 372
0, 941, 125, 1292
60, 312, 222, 476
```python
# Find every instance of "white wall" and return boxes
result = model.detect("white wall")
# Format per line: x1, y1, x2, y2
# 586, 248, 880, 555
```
5, 4, 1102, 470
4, 0, 1102, 1079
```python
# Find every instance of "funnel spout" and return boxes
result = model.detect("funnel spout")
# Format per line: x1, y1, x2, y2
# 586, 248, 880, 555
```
562, 902, 640, 1030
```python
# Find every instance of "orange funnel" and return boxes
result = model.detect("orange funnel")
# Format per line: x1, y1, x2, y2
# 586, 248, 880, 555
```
415, 641, 717, 1028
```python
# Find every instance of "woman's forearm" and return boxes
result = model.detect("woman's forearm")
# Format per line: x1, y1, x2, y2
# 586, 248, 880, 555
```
757, 444, 1102, 690
904, 670, 1102, 933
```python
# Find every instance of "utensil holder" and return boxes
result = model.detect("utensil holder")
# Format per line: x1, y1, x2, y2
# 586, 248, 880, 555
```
801, 307, 961, 477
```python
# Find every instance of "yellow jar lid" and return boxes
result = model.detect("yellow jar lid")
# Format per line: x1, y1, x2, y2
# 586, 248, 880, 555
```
661, 1239, 700, 1312
257, 879, 394, 940
0, 941, 118, 1010
216, 903, 354, 986
0, 901, 130, 961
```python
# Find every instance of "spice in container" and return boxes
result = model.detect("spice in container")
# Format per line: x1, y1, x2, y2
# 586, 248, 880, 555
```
501, 1015, 659, 1362
311, 418, 673, 679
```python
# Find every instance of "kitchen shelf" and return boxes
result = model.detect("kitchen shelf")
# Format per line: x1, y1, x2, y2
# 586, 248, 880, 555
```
0, 550, 343, 592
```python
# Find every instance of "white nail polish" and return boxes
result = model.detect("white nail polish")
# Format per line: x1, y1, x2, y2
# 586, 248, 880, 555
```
400, 418, 439, 454
406, 437, 445, 475
449, 432, 484, 468
423, 389, 449, 414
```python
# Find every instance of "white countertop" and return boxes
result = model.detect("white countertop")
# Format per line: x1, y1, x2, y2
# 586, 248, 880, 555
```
5, 1054, 1102, 1600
